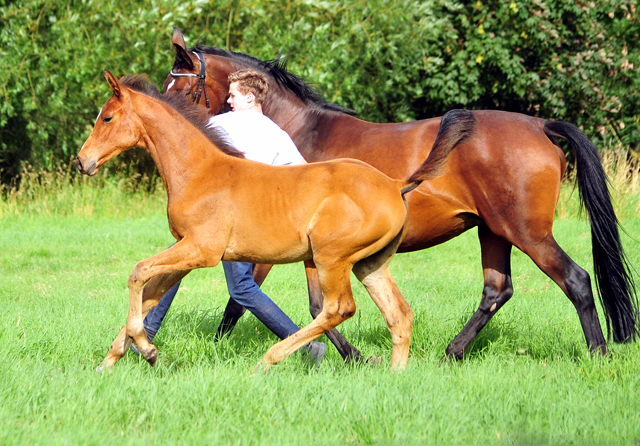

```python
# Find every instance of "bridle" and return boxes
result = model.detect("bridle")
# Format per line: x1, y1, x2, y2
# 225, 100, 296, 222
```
169, 51, 210, 108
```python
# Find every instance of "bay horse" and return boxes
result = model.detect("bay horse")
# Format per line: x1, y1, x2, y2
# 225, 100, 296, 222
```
157, 27, 638, 361
76, 71, 442, 371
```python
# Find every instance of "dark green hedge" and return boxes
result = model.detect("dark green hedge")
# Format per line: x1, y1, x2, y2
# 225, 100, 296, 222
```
1, 0, 638, 186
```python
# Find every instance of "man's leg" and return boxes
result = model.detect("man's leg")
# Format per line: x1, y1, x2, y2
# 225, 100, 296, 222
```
143, 279, 181, 343
222, 261, 326, 366
222, 261, 299, 339
141, 262, 299, 341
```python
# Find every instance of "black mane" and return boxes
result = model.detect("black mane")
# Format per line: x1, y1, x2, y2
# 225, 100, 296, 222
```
119, 74, 245, 159
187, 45, 356, 116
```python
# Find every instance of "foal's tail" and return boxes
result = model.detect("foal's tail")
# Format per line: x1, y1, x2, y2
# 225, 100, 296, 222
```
401, 109, 477, 196
544, 121, 639, 343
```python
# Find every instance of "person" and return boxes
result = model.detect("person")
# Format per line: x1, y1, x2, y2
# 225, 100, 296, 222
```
136, 69, 326, 365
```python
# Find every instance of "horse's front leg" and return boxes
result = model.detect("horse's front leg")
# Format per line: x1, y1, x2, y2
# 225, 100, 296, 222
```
96, 271, 188, 372
96, 266, 164, 371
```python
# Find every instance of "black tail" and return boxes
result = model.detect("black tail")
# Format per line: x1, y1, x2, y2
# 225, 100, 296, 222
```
403, 109, 476, 195
545, 121, 639, 343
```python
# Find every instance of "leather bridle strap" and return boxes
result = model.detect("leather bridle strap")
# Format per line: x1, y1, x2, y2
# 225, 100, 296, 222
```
169, 51, 210, 108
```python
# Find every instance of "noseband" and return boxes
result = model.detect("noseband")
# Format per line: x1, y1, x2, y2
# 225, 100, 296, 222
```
169, 51, 210, 108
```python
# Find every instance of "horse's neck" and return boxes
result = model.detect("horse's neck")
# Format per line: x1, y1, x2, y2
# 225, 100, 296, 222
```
263, 97, 370, 161
132, 95, 226, 195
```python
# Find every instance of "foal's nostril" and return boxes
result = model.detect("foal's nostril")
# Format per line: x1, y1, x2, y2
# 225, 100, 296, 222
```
75, 156, 83, 172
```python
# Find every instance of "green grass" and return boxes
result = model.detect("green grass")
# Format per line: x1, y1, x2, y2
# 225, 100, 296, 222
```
1, 180, 640, 445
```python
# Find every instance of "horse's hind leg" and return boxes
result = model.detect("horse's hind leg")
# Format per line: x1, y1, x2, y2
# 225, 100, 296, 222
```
519, 235, 607, 354
305, 260, 365, 362
445, 226, 514, 359
353, 242, 413, 370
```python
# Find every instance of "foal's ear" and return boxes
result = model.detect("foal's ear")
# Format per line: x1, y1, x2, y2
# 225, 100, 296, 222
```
104, 70, 122, 97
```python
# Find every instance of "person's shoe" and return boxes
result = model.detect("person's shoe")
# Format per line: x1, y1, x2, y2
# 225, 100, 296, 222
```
301, 341, 327, 368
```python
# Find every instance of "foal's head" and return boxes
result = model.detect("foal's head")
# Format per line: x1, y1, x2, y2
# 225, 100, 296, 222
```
76, 70, 242, 176
76, 70, 144, 176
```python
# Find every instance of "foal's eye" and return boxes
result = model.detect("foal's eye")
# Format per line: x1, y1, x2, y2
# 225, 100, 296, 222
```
103, 116, 113, 123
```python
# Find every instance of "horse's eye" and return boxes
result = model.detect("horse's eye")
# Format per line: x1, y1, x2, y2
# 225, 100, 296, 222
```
103, 116, 113, 123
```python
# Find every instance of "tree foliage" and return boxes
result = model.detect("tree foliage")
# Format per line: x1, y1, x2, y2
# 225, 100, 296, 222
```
1, 0, 638, 186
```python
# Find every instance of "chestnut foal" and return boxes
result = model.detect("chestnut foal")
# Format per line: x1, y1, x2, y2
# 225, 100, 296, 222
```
76, 72, 440, 371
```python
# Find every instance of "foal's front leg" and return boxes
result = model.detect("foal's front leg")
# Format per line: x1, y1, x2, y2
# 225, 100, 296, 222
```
98, 241, 216, 371
96, 271, 188, 372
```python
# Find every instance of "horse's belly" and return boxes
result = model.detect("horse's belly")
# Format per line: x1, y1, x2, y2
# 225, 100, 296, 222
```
400, 185, 481, 252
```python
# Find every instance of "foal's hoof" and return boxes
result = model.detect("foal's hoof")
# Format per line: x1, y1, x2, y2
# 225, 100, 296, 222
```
96, 360, 113, 374
255, 361, 272, 374
142, 345, 158, 367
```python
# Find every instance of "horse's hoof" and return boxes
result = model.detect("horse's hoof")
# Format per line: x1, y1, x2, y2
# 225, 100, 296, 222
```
440, 352, 464, 363
441, 347, 464, 362
595, 344, 608, 356
366, 355, 382, 366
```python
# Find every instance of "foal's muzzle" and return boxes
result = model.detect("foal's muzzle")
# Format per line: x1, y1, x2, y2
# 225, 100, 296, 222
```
75, 156, 97, 176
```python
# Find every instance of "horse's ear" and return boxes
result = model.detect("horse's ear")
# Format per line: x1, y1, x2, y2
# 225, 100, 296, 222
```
173, 44, 195, 70
172, 27, 186, 50
172, 27, 195, 70
104, 70, 122, 97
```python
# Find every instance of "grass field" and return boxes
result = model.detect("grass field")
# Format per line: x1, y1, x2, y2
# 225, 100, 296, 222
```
1, 169, 640, 445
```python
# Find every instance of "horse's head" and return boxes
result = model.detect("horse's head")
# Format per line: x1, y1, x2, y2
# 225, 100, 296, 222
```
163, 27, 232, 115
76, 70, 142, 176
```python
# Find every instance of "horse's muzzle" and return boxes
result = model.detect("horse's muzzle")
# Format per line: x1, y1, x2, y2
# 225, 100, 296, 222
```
75, 156, 97, 176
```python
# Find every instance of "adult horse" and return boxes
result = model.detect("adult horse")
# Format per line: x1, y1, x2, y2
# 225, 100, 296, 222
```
76, 71, 445, 371
161, 27, 638, 360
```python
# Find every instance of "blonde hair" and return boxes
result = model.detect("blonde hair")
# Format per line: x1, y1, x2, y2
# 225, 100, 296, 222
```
228, 69, 269, 104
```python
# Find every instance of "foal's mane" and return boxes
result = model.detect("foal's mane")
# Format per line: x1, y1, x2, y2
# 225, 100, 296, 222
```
119, 74, 245, 159
188, 45, 356, 116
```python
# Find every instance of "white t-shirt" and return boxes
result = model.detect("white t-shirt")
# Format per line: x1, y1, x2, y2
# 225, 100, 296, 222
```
207, 110, 306, 166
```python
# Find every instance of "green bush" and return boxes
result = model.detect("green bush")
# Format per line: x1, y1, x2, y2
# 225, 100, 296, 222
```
1, 0, 638, 187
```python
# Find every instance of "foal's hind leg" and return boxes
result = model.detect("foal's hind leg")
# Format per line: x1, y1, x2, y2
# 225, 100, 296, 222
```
353, 259, 413, 370
305, 260, 365, 362
259, 262, 357, 368
445, 226, 514, 359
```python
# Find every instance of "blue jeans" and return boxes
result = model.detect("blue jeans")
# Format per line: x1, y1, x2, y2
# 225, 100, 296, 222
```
143, 261, 300, 341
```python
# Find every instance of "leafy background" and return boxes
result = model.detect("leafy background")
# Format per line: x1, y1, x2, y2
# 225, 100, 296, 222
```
1, 0, 638, 186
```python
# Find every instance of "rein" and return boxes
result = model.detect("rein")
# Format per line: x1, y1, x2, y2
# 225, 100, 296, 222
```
169, 51, 210, 108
